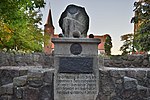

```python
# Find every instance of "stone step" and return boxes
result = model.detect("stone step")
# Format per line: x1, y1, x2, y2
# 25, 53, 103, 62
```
0, 67, 55, 100
0, 66, 42, 86
27, 68, 54, 87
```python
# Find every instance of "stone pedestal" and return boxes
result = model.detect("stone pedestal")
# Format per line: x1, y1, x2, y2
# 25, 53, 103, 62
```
52, 38, 100, 100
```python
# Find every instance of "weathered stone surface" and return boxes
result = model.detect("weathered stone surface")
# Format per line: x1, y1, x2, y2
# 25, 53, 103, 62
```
137, 85, 149, 99
110, 96, 122, 100
13, 75, 27, 87
122, 89, 137, 100
136, 70, 147, 86
39, 85, 54, 100
123, 77, 137, 90
43, 69, 54, 84
0, 52, 54, 68
123, 61, 132, 67
143, 59, 149, 67
115, 82, 123, 96
147, 71, 150, 79
128, 55, 135, 61
27, 69, 44, 87
97, 68, 150, 100
114, 60, 122, 64
104, 54, 150, 68
0, 66, 38, 87
19, 70, 28, 76
14, 86, 25, 99
0, 51, 150, 100
0, 95, 13, 100
59, 4, 89, 38
101, 82, 115, 96
23, 87, 39, 100
96, 92, 111, 100
126, 70, 136, 78
136, 70, 146, 79
0, 66, 150, 100
109, 70, 126, 78
12, 68, 54, 100
0, 69, 19, 86
0, 83, 13, 95
145, 78, 150, 88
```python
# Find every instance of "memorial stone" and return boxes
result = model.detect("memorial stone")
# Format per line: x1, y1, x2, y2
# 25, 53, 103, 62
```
52, 4, 100, 100
59, 4, 89, 38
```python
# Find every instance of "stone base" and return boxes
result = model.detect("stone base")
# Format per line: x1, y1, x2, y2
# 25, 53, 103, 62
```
52, 38, 100, 100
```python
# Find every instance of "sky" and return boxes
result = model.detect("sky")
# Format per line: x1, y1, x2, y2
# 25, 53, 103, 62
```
41, 0, 136, 55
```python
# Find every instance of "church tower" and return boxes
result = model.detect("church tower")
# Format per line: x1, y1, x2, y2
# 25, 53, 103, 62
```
44, 9, 55, 54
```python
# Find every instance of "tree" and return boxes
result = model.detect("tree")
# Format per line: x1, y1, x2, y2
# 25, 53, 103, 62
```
120, 33, 135, 55
135, 24, 150, 52
131, 0, 150, 52
104, 35, 112, 56
0, 0, 45, 52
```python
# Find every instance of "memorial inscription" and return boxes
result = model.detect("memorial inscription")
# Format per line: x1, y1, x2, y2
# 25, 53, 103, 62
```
56, 74, 97, 95
58, 57, 93, 73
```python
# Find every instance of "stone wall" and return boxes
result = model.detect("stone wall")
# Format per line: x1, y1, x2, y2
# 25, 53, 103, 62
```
0, 66, 150, 100
0, 52, 150, 68
0, 52, 54, 68
0, 52, 149, 68
97, 67, 150, 100
0, 66, 28, 86
0, 66, 54, 100
104, 54, 150, 68
0, 53, 150, 100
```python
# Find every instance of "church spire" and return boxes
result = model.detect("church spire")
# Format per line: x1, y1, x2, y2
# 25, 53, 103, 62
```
44, 7, 55, 54
46, 9, 54, 28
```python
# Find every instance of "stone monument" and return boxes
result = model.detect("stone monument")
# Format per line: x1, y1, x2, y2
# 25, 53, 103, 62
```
59, 4, 89, 38
52, 4, 100, 100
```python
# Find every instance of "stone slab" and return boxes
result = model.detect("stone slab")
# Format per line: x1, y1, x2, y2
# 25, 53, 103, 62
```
52, 38, 100, 43
52, 38, 100, 56
54, 73, 98, 100
59, 57, 93, 73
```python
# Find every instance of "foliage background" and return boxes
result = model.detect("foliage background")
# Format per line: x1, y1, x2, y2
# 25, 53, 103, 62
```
0, 0, 45, 53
